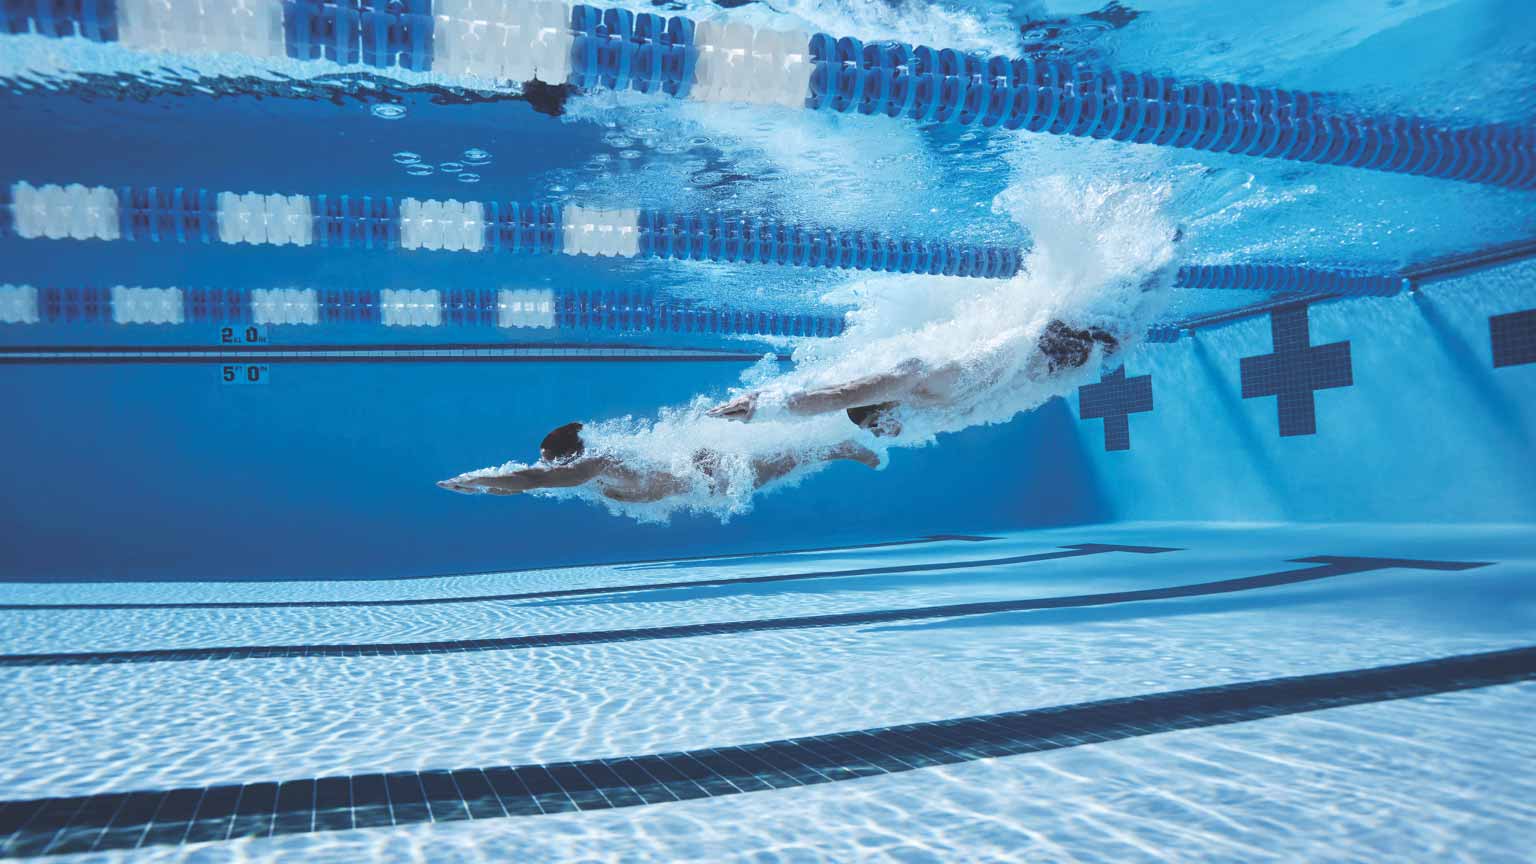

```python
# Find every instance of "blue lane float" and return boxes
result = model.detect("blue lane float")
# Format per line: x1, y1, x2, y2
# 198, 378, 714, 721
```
2, 180, 1023, 279
0, 282, 849, 340
4, 1, 1533, 188
1175, 264, 1402, 297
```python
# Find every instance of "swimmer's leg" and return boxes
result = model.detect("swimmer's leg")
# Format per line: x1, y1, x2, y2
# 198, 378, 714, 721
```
782, 359, 927, 417
749, 441, 879, 488
826, 441, 881, 469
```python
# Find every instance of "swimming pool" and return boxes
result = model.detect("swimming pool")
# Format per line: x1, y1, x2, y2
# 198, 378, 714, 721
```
1, 0, 1533, 860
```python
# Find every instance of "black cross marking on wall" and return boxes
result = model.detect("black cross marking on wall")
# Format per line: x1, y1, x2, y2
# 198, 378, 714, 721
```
1240, 305, 1352, 436
1078, 366, 1153, 451
1490, 309, 1536, 368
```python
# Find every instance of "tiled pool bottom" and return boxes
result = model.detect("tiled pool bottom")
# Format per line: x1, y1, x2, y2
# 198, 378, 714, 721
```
1, 523, 1532, 862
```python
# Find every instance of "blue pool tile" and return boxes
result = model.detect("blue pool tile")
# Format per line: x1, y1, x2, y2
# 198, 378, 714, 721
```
689, 750, 776, 794
747, 742, 836, 785
383, 773, 430, 826
701, 748, 797, 791
655, 753, 739, 797
3, 797, 86, 858
182, 784, 242, 844
569, 761, 647, 808
542, 764, 612, 811
511, 766, 579, 814
312, 777, 354, 832
1240, 304, 1353, 436
137, 788, 203, 849
227, 783, 277, 841
349, 775, 401, 823
37, 793, 126, 856
449, 770, 506, 820
271, 779, 315, 837
481, 767, 543, 816
0, 801, 44, 844
1490, 308, 1536, 367
418, 771, 471, 823
1078, 365, 1154, 450
93, 790, 166, 851
625, 755, 712, 801
600, 759, 682, 804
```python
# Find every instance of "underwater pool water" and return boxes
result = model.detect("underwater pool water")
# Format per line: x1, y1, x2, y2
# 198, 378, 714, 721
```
1, 0, 1533, 861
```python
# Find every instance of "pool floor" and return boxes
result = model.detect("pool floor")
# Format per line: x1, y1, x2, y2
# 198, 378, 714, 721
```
1, 522, 1532, 861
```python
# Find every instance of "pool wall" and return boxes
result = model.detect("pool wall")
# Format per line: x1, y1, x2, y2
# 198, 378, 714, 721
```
1069, 258, 1536, 524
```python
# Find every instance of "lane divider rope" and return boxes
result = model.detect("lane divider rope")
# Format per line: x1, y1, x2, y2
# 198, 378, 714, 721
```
4, 1, 1532, 187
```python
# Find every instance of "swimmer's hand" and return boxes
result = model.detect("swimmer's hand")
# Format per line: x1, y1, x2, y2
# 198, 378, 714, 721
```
437, 476, 522, 495
707, 392, 758, 422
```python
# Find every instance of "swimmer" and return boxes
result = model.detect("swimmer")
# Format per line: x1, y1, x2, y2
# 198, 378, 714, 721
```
707, 318, 1121, 436
438, 421, 880, 503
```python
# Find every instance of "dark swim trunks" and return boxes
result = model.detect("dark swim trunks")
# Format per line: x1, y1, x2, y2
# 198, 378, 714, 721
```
846, 401, 902, 437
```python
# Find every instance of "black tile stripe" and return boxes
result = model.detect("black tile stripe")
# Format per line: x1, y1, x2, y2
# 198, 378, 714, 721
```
3, 647, 1529, 859
1490, 308, 1536, 368
0, 555, 1484, 669
0, 535, 1000, 595
0, 542, 1139, 612
182, 785, 240, 844
617, 534, 998, 572
347, 776, 390, 830
312, 778, 354, 832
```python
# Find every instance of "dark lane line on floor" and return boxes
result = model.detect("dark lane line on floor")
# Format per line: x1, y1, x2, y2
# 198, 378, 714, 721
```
0, 543, 1166, 612
614, 534, 1000, 570
3, 646, 1530, 859
0, 556, 1486, 668
0, 535, 1000, 588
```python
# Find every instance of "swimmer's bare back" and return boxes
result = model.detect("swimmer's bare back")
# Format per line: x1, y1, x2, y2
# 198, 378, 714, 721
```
593, 463, 691, 503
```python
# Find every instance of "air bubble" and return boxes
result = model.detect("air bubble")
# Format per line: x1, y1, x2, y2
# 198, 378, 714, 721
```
690, 171, 724, 186
603, 135, 633, 148
688, 136, 711, 146
619, 150, 642, 160
462, 147, 491, 165
439, 162, 464, 173
457, 172, 481, 183
406, 164, 435, 176
371, 104, 407, 120
392, 151, 421, 164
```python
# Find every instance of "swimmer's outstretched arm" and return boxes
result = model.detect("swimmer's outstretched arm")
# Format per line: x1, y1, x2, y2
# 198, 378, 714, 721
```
438, 458, 606, 495
709, 360, 927, 422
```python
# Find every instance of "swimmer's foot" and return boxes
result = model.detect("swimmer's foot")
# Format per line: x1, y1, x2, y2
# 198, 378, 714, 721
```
707, 392, 758, 422
830, 441, 881, 469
